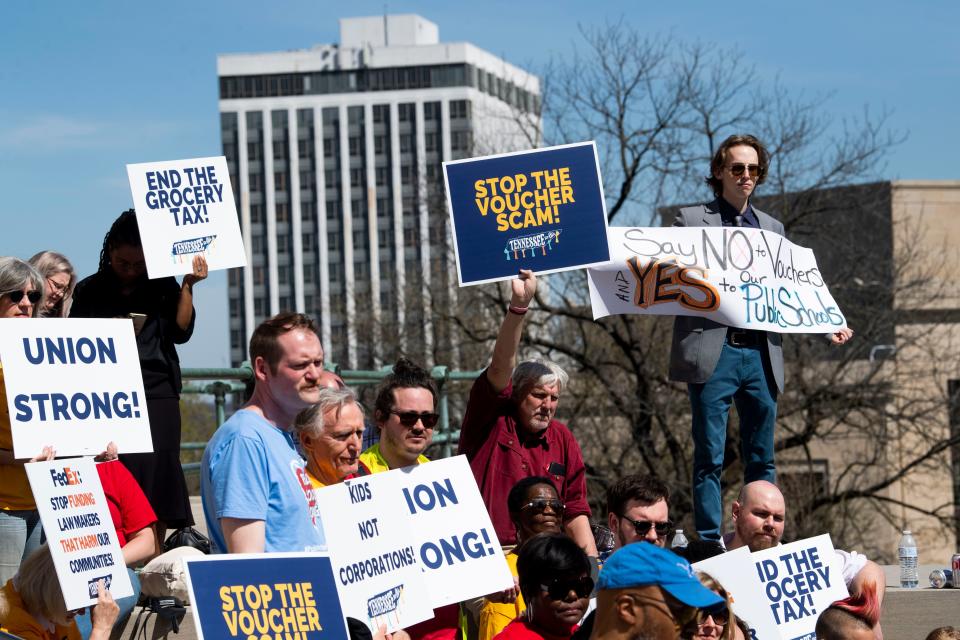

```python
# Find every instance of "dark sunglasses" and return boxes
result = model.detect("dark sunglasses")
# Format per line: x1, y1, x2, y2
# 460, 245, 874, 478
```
697, 608, 729, 626
390, 410, 440, 429
727, 163, 761, 178
619, 516, 674, 538
520, 498, 565, 513
540, 575, 594, 600
2, 290, 42, 304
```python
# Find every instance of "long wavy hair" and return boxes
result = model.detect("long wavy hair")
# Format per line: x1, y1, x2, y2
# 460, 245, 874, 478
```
29, 250, 76, 317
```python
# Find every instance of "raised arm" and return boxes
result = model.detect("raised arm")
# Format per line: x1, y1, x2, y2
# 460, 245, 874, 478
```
176, 254, 207, 332
486, 270, 537, 393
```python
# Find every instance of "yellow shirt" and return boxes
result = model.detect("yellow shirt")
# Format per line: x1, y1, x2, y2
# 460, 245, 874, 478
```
359, 443, 429, 474
0, 364, 35, 510
479, 552, 524, 640
1, 579, 81, 640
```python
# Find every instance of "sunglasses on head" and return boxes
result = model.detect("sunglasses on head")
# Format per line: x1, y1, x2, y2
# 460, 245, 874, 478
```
697, 608, 729, 627
520, 498, 565, 513
619, 516, 674, 538
540, 575, 594, 600
727, 163, 761, 178
389, 410, 440, 429
3, 290, 42, 304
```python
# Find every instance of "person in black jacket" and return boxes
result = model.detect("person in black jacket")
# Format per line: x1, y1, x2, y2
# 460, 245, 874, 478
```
72, 210, 206, 541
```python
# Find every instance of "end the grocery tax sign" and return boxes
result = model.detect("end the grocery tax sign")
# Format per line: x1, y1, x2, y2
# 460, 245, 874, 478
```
443, 142, 610, 285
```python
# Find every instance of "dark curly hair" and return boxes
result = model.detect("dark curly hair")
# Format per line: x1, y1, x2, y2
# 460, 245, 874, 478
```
97, 209, 142, 272
373, 357, 438, 423
705, 134, 770, 198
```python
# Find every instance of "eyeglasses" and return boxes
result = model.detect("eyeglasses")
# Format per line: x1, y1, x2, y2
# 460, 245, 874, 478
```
697, 608, 729, 627
389, 411, 440, 429
727, 163, 761, 178
520, 498, 565, 513
2, 290, 42, 304
540, 575, 594, 600
46, 277, 68, 296
619, 516, 674, 538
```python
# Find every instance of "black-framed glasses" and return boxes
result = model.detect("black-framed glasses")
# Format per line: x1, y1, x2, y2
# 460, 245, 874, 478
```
2, 290, 42, 304
389, 410, 440, 429
697, 608, 729, 627
540, 575, 594, 600
619, 515, 674, 538
727, 163, 761, 178
520, 498, 565, 514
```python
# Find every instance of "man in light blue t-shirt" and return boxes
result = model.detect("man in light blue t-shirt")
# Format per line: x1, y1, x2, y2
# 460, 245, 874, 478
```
201, 312, 327, 553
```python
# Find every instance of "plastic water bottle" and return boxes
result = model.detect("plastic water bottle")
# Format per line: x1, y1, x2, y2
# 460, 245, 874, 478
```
898, 530, 918, 588
671, 529, 689, 551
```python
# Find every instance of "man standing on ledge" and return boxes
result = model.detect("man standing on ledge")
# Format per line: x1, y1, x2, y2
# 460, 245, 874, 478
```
669, 134, 853, 545
459, 269, 597, 557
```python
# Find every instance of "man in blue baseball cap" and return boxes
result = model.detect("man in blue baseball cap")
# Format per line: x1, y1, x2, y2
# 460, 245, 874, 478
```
589, 542, 725, 640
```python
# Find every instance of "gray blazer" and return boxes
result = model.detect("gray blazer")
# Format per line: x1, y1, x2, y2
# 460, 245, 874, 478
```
667, 199, 785, 392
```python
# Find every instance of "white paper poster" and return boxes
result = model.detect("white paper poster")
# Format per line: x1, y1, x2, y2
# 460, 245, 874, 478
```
694, 546, 780, 640
127, 155, 246, 279
0, 318, 152, 457
26, 458, 133, 610
588, 227, 846, 333
314, 476, 434, 632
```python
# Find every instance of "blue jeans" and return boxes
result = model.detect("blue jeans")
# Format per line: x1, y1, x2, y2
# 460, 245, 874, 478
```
74, 568, 141, 640
689, 343, 777, 541
0, 509, 44, 583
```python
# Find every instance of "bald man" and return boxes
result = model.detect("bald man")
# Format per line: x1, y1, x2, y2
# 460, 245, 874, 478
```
318, 370, 345, 390
724, 481, 885, 602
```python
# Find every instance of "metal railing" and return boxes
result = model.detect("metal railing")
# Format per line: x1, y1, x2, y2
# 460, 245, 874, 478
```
179, 363, 480, 472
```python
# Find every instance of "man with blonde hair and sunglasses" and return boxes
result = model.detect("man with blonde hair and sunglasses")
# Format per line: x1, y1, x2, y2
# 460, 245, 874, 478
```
669, 134, 854, 550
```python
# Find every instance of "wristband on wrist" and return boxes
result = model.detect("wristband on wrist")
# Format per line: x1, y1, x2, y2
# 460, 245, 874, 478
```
508, 304, 528, 316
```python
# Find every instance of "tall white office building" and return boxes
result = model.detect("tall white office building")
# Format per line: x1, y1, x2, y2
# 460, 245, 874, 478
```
218, 15, 540, 367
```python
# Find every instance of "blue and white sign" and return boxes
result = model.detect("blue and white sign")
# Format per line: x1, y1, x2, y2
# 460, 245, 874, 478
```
588, 227, 846, 333
443, 142, 610, 286
313, 477, 433, 632
183, 553, 349, 640
0, 318, 152, 458
127, 156, 247, 279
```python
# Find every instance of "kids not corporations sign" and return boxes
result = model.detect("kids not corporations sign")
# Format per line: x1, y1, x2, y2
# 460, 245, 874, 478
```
313, 476, 433, 632
26, 458, 133, 610
183, 554, 348, 640
0, 319, 151, 458
443, 142, 610, 285
127, 156, 247, 279
588, 227, 847, 332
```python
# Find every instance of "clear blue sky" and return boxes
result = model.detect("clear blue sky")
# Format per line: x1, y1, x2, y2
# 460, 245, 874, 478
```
2, 1, 956, 368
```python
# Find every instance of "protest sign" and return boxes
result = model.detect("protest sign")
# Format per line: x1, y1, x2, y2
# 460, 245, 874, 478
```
183, 553, 349, 640
0, 318, 151, 457
693, 547, 780, 640
588, 227, 846, 333
361, 456, 513, 607
127, 156, 246, 279
25, 458, 133, 610
443, 142, 610, 285
312, 477, 433, 632
751, 535, 848, 640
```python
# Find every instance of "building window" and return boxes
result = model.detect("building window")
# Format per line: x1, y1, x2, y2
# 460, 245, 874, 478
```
326, 200, 341, 220
399, 134, 413, 153
425, 132, 438, 153
279, 296, 292, 311
348, 136, 362, 156
278, 265, 289, 285
376, 166, 389, 186
301, 201, 315, 221
273, 140, 287, 161
451, 131, 472, 152
253, 266, 265, 285
373, 104, 389, 123
350, 168, 363, 187
304, 265, 315, 283
324, 168, 338, 186
274, 172, 287, 192
300, 168, 315, 188
249, 173, 263, 192
251, 236, 263, 253
328, 231, 341, 251
450, 100, 470, 119
298, 139, 312, 159
247, 142, 262, 161
277, 233, 289, 253
250, 204, 263, 223
276, 202, 289, 223
324, 138, 337, 158
303, 233, 315, 253
374, 135, 388, 155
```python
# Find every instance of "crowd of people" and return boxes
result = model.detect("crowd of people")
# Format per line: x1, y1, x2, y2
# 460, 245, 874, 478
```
1, 136, 957, 640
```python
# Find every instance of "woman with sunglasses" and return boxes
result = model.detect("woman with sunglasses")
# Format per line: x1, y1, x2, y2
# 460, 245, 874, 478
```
689, 573, 737, 640
493, 533, 592, 640
0, 257, 57, 584
71, 211, 207, 543
0, 544, 119, 640
28, 251, 76, 318
479, 477, 565, 640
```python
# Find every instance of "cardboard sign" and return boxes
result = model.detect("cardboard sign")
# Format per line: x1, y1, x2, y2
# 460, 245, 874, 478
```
127, 156, 246, 279
0, 318, 151, 457
183, 553, 349, 640
313, 477, 433, 632
588, 227, 847, 333
444, 142, 610, 285
694, 547, 780, 640
753, 535, 848, 640
25, 458, 133, 610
